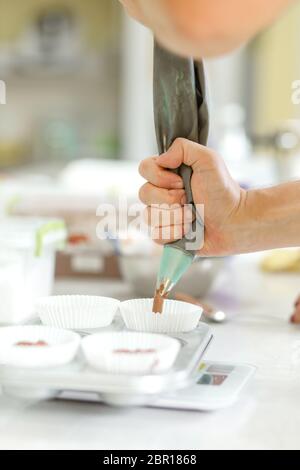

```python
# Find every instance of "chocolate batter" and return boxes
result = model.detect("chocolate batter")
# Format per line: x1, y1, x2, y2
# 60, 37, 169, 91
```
15, 340, 48, 347
152, 283, 168, 314
113, 349, 156, 354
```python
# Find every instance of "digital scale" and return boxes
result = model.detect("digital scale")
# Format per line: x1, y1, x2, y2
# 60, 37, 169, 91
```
0, 318, 256, 411
57, 361, 255, 411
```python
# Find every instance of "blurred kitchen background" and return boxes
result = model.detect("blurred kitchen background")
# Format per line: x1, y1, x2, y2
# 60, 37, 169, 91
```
0, 0, 300, 324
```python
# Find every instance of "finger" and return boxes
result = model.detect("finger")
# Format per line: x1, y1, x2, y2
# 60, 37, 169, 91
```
158, 138, 215, 172
139, 157, 184, 189
139, 183, 186, 206
151, 222, 192, 244
144, 205, 195, 228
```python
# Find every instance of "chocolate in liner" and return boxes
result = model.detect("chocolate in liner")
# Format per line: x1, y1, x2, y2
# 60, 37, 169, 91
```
152, 284, 169, 314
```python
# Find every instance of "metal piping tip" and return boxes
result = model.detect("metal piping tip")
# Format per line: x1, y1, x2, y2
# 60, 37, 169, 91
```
156, 278, 174, 297
153, 278, 174, 313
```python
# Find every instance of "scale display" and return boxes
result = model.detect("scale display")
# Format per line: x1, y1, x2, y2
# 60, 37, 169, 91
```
154, 361, 256, 411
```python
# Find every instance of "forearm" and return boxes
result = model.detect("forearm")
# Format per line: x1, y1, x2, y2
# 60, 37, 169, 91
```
231, 181, 300, 254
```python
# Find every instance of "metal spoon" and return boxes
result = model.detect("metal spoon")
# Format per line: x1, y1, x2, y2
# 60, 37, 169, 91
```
174, 292, 227, 323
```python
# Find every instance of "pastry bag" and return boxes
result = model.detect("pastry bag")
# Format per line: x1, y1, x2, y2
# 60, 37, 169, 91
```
153, 40, 209, 302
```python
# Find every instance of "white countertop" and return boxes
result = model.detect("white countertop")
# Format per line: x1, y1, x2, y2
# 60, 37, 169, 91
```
0, 253, 299, 450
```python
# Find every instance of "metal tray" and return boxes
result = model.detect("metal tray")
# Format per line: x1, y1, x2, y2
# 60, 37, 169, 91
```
0, 318, 212, 406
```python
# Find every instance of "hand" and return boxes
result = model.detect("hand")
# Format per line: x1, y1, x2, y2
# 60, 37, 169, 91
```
291, 295, 300, 324
139, 138, 246, 256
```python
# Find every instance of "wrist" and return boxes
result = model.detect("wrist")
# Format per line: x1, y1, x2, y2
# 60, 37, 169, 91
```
230, 189, 268, 254
221, 188, 254, 255
228, 182, 300, 254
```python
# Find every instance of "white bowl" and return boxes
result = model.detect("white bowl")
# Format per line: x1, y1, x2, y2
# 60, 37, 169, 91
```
0, 325, 80, 368
36, 295, 120, 330
120, 298, 202, 333
82, 331, 180, 375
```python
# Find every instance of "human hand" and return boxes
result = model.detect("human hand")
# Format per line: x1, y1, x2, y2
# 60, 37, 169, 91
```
290, 295, 300, 324
139, 138, 247, 256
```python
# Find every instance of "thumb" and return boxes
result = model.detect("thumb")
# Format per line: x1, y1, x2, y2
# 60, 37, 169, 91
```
157, 138, 208, 170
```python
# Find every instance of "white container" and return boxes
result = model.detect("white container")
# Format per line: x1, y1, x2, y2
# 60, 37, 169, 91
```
0, 254, 24, 325
82, 331, 181, 375
0, 217, 66, 324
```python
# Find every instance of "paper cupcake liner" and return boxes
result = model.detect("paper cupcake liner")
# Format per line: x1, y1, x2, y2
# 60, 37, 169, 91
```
36, 295, 120, 330
0, 325, 80, 368
82, 331, 180, 375
120, 299, 202, 333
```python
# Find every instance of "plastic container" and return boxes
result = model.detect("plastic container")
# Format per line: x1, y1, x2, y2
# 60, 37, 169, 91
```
0, 217, 66, 323
0, 253, 24, 325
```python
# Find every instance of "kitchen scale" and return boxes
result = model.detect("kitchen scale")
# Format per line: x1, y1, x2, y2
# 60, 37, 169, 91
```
57, 361, 255, 411
0, 317, 255, 410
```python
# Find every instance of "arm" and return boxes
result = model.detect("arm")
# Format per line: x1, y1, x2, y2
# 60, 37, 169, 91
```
120, 0, 295, 57
139, 138, 300, 256
232, 182, 300, 253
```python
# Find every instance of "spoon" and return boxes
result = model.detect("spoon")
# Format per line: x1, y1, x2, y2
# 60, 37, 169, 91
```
174, 292, 227, 323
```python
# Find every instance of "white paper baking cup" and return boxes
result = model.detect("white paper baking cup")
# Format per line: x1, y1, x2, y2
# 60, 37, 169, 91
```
36, 295, 120, 330
82, 331, 180, 375
0, 325, 80, 368
120, 298, 202, 333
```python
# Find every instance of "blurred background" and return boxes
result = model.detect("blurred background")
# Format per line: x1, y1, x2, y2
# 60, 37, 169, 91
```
1, 0, 300, 174
0, 0, 300, 324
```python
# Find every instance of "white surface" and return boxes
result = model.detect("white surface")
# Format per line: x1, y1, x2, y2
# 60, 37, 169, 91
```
0, 253, 300, 449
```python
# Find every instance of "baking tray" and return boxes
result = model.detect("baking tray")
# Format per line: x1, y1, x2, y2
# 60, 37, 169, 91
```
0, 317, 212, 406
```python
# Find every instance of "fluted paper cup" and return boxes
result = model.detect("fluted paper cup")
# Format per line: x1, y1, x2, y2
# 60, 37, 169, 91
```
0, 325, 80, 368
120, 298, 202, 333
82, 331, 180, 375
36, 295, 120, 330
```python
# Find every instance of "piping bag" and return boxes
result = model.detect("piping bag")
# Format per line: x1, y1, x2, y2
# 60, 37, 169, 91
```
152, 40, 209, 313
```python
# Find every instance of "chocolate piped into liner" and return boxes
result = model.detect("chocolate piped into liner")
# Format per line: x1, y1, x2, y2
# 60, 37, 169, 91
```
15, 340, 48, 347
113, 349, 156, 354
152, 283, 169, 314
